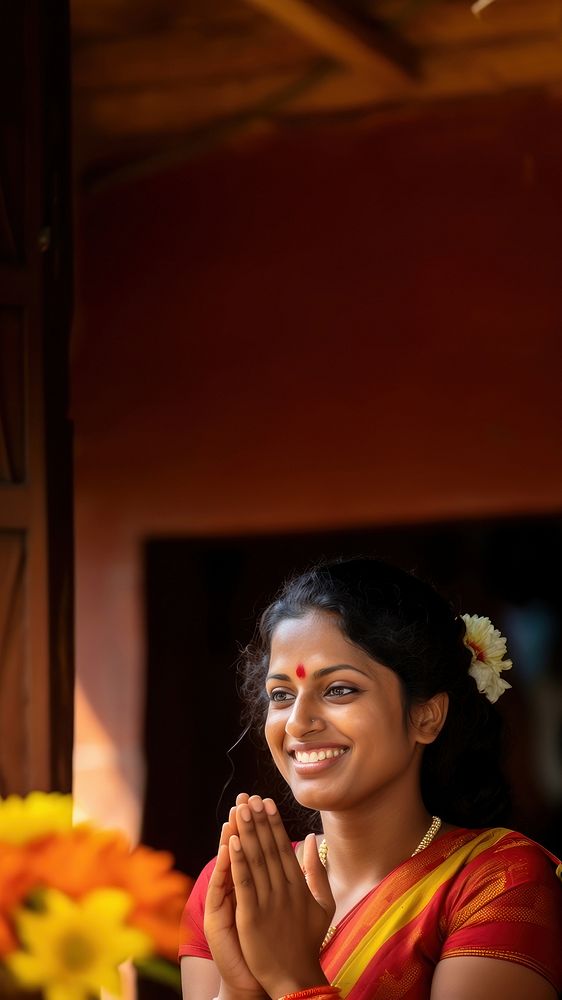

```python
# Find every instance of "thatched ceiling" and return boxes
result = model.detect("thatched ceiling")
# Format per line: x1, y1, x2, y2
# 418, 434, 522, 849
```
72, 0, 562, 188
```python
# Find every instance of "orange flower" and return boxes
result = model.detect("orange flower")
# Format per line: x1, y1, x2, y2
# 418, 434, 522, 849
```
0, 844, 35, 912
107, 844, 192, 960
29, 827, 192, 960
0, 841, 47, 956
0, 914, 17, 957
29, 827, 122, 898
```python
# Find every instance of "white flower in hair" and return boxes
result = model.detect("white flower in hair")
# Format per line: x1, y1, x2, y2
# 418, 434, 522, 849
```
461, 614, 513, 704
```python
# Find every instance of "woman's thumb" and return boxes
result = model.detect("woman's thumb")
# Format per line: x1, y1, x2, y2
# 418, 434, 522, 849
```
303, 833, 335, 917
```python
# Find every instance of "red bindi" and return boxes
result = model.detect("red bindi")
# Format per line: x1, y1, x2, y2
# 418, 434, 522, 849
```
296, 664, 306, 678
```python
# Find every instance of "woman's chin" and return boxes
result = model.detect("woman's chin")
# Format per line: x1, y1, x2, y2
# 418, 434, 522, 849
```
292, 788, 345, 813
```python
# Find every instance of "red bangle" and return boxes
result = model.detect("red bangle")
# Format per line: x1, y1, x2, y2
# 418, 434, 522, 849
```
278, 988, 340, 1000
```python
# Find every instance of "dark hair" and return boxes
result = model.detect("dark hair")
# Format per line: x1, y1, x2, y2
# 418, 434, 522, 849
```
240, 556, 511, 828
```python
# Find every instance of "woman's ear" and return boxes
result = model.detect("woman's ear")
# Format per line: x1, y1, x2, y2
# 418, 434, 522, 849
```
410, 692, 449, 745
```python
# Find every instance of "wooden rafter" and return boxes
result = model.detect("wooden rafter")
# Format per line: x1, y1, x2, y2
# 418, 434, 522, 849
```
242, 0, 419, 79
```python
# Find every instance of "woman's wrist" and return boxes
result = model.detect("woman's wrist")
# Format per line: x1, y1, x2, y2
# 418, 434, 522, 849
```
276, 987, 339, 1000
216, 985, 267, 1000
263, 967, 331, 1000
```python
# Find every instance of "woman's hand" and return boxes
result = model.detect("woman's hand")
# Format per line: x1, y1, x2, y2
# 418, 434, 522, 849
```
204, 795, 265, 1000
229, 795, 335, 1000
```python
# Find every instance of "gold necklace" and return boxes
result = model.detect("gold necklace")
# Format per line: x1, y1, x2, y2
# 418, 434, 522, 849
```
317, 816, 442, 950
410, 815, 442, 856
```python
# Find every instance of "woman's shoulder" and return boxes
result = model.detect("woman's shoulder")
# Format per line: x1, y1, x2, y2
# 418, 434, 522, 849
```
468, 827, 560, 865
448, 826, 562, 894
439, 829, 562, 994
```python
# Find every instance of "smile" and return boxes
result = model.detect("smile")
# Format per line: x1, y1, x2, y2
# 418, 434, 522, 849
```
293, 747, 347, 763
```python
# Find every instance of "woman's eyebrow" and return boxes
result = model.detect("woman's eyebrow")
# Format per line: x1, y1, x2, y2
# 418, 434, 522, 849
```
266, 664, 371, 682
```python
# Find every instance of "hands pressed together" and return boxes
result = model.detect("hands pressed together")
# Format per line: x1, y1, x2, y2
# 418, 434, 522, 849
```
203, 793, 336, 1000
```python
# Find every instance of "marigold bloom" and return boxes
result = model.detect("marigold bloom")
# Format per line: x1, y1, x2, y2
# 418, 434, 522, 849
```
0, 844, 41, 956
115, 845, 192, 959
29, 827, 121, 898
30, 827, 192, 960
0, 914, 17, 957
0, 845, 36, 913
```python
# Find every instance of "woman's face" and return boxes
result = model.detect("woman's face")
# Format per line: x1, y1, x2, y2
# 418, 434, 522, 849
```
264, 610, 425, 813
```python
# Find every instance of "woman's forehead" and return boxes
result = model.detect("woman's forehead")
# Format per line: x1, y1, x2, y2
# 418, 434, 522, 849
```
270, 610, 342, 647
269, 612, 368, 667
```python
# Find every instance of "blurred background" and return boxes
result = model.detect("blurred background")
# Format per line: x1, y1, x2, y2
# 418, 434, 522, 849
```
2, 1, 562, 994
69, 0, 562, 869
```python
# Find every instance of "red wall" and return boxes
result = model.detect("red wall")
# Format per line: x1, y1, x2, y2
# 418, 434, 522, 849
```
74, 92, 562, 533
71, 92, 562, 833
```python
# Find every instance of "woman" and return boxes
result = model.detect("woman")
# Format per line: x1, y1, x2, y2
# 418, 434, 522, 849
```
179, 558, 562, 1000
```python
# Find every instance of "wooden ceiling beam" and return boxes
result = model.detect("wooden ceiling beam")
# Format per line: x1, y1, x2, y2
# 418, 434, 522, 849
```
376, 0, 562, 45
283, 34, 562, 114
72, 25, 312, 88
242, 0, 418, 80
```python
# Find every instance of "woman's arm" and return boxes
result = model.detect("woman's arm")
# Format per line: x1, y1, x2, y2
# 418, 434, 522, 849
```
181, 797, 259, 1000
227, 797, 335, 1000
181, 956, 221, 1000
431, 957, 557, 1000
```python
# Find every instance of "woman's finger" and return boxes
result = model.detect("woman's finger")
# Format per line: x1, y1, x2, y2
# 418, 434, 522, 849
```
236, 792, 250, 806
219, 797, 245, 844
206, 843, 232, 914
302, 833, 336, 918
228, 834, 259, 911
236, 802, 272, 905
262, 798, 303, 883
246, 795, 288, 892
217, 822, 235, 892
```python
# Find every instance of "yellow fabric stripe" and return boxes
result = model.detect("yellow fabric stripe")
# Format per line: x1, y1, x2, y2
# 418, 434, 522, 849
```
334, 828, 510, 996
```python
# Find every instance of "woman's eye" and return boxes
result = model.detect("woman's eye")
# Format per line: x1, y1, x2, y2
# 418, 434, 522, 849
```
268, 689, 294, 703
325, 684, 358, 698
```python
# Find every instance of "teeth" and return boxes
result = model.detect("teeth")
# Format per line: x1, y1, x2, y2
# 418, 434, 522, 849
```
294, 748, 346, 763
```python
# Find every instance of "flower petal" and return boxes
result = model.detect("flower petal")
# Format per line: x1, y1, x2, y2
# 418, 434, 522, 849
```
462, 613, 513, 703
81, 888, 133, 925
4, 950, 44, 986
46, 983, 88, 1000
0, 793, 72, 846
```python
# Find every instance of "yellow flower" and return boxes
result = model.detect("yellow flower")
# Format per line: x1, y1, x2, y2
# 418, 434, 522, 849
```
0, 794, 73, 846
5, 888, 152, 1000
461, 613, 513, 704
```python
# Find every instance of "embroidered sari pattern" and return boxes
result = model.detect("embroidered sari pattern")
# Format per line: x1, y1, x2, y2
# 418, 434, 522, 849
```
319, 828, 562, 1000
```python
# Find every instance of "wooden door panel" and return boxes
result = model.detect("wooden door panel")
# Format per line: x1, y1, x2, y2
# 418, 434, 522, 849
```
0, 306, 25, 484
0, 1, 73, 795
0, 532, 26, 791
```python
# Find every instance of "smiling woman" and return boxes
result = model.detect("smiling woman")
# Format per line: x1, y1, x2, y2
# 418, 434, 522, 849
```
264, 612, 438, 819
178, 558, 562, 1000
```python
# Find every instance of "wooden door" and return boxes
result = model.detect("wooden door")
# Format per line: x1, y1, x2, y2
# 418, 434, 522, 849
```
0, 1, 73, 794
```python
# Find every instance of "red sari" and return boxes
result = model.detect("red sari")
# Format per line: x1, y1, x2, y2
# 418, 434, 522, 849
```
179, 828, 562, 998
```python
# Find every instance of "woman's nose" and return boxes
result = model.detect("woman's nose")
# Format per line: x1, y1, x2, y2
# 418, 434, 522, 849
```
285, 694, 325, 738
